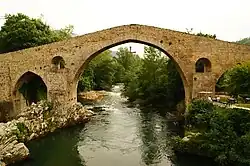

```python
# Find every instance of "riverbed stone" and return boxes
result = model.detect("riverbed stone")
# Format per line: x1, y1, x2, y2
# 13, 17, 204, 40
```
0, 134, 29, 164
0, 100, 94, 165
0, 161, 6, 166
28, 133, 37, 141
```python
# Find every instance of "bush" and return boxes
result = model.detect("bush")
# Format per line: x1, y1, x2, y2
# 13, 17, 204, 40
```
14, 122, 29, 142
173, 100, 250, 166
77, 50, 118, 92
122, 46, 184, 108
186, 99, 213, 129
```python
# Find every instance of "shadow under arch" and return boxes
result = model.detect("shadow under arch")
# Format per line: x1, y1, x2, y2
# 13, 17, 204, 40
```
195, 58, 212, 73
72, 39, 189, 104
51, 56, 66, 70
12, 71, 47, 115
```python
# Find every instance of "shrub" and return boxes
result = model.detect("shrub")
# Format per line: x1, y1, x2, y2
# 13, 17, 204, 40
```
174, 100, 250, 166
185, 99, 213, 129
14, 122, 29, 142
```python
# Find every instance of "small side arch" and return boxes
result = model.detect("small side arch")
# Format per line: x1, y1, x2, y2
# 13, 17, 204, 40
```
51, 56, 66, 70
13, 71, 47, 114
195, 58, 212, 73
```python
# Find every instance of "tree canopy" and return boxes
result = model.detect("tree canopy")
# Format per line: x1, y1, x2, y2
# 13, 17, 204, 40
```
216, 63, 250, 97
0, 13, 73, 54
237, 37, 250, 45
78, 46, 185, 109
78, 50, 119, 92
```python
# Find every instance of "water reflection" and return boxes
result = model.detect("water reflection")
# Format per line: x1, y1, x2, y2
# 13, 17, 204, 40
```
139, 111, 167, 165
11, 126, 84, 166
10, 85, 215, 166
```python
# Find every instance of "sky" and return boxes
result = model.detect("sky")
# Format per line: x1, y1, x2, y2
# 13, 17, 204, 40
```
0, 0, 250, 55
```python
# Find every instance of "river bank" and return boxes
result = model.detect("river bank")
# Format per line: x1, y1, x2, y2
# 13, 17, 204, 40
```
0, 102, 94, 165
0, 91, 106, 165
77, 90, 106, 104
10, 85, 219, 166
172, 99, 250, 166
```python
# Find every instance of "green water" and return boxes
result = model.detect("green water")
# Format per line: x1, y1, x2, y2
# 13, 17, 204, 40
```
11, 85, 216, 166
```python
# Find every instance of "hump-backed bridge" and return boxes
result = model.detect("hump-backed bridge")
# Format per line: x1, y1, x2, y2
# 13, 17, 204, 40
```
0, 24, 250, 119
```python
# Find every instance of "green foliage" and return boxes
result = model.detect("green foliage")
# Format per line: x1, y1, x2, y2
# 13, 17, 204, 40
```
0, 13, 73, 53
186, 99, 213, 129
114, 47, 142, 83
78, 46, 184, 109
14, 122, 29, 142
78, 50, 118, 91
216, 63, 250, 97
174, 99, 250, 165
237, 37, 250, 45
185, 28, 216, 39
196, 32, 216, 39
78, 67, 94, 92
122, 46, 184, 108
92, 52, 117, 90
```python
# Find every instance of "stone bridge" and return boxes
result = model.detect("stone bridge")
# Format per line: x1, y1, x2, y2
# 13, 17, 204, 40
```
0, 24, 250, 120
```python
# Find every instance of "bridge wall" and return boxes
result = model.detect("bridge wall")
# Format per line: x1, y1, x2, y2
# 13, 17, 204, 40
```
0, 24, 249, 120
0, 62, 13, 121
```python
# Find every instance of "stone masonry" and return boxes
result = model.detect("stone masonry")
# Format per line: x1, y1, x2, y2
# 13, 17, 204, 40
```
0, 24, 250, 119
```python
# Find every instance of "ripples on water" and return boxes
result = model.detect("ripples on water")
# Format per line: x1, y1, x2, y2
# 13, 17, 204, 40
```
11, 85, 216, 166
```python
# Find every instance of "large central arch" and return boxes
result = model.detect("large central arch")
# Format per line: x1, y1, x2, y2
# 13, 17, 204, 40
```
71, 39, 190, 104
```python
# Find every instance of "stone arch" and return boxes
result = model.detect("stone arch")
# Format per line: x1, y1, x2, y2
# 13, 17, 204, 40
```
13, 71, 47, 114
51, 56, 66, 70
195, 58, 212, 73
72, 39, 190, 104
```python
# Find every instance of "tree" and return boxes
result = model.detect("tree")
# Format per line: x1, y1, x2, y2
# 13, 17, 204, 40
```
174, 100, 250, 166
113, 47, 141, 83
0, 13, 73, 54
91, 51, 118, 90
121, 46, 184, 108
77, 50, 119, 92
218, 63, 250, 97
237, 37, 250, 45
77, 66, 94, 92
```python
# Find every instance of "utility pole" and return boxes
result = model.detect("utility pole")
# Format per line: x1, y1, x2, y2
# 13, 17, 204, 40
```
129, 46, 136, 54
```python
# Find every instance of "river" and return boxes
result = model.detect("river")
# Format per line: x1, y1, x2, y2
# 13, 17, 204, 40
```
11, 85, 216, 166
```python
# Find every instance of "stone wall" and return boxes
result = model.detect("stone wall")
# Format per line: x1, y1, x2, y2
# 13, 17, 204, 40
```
0, 24, 250, 116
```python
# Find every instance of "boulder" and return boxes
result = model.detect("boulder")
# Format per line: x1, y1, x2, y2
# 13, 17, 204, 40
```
0, 101, 94, 164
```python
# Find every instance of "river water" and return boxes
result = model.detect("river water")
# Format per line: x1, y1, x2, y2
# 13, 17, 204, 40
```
12, 85, 216, 166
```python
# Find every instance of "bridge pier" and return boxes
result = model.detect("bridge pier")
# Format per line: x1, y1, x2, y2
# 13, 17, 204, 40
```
192, 72, 215, 99
45, 70, 73, 107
